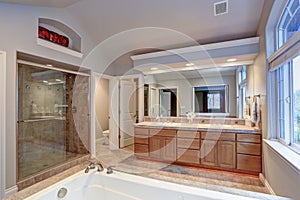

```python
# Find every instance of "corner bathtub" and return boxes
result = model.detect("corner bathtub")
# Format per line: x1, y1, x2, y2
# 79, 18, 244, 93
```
25, 169, 260, 200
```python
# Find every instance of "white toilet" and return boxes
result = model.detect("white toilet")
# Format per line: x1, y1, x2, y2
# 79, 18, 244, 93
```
103, 130, 110, 145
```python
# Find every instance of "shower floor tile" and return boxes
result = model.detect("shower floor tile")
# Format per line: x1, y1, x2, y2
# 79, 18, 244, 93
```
18, 142, 77, 180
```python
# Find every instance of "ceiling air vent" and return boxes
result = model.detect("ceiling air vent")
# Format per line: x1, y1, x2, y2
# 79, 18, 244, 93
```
214, 0, 228, 16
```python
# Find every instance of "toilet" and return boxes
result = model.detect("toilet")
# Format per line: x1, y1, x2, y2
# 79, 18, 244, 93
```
103, 130, 109, 145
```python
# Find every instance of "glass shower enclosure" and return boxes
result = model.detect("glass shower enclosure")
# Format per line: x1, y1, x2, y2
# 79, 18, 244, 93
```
17, 61, 90, 181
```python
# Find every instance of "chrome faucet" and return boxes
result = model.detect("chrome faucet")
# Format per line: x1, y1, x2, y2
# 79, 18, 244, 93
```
95, 163, 104, 172
85, 162, 103, 173
106, 166, 115, 174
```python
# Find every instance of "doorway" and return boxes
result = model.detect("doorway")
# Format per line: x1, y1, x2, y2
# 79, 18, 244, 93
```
95, 77, 110, 144
159, 88, 177, 117
119, 78, 138, 148
0, 51, 6, 199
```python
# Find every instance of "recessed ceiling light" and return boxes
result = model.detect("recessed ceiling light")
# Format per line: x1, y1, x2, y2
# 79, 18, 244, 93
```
185, 63, 194, 67
150, 67, 158, 70
56, 79, 61, 82
43, 80, 48, 83
46, 64, 53, 67
227, 58, 237, 62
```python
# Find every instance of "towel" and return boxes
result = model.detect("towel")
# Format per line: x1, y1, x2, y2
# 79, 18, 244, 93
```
251, 99, 259, 123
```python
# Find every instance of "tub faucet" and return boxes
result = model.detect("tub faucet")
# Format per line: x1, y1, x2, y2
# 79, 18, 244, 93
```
84, 162, 95, 173
95, 162, 104, 172
85, 162, 104, 173
106, 166, 115, 174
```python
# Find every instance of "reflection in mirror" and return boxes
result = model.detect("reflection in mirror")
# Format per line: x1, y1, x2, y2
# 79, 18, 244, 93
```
193, 85, 228, 114
144, 66, 242, 118
159, 88, 177, 117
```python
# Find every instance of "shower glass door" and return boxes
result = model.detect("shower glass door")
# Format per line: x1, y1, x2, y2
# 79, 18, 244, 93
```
17, 62, 90, 181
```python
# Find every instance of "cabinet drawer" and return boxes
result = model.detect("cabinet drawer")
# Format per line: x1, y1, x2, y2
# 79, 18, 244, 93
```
177, 130, 200, 139
135, 128, 149, 136
134, 144, 149, 157
237, 134, 261, 143
150, 129, 177, 137
177, 149, 199, 164
201, 132, 235, 141
177, 138, 199, 149
237, 143, 261, 155
134, 136, 149, 145
237, 154, 261, 172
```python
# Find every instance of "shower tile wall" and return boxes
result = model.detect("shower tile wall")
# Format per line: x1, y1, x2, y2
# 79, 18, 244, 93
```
65, 74, 89, 154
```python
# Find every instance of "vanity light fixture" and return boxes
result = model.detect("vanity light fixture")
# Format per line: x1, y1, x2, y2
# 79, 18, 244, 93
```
150, 67, 158, 70
226, 58, 237, 62
185, 63, 194, 67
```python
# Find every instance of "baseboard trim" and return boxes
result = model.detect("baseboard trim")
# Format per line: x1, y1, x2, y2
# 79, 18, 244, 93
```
259, 173, 276, 195
5, 185, 18, 197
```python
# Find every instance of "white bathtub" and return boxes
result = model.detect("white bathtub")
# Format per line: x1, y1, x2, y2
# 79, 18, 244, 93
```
24, 169, 262, 200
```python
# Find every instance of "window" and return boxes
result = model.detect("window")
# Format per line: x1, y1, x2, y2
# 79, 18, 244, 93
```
277, 0, 300, 48
292, 56, 300, 145
193, 85, 228, 113
237, 66, 247, 118
272, 0, 300, 151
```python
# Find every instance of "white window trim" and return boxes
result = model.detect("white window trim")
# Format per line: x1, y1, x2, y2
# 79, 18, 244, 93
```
264, 139, 300, 175
267, 0, 300, 155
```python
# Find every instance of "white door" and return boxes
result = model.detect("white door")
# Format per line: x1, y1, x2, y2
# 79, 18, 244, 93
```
160, 90, 171, 117
119, 79, 137, 148
150, 87, 159, 116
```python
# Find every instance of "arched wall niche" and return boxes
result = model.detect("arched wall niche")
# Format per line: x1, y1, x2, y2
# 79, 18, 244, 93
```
38, 18, 81, 53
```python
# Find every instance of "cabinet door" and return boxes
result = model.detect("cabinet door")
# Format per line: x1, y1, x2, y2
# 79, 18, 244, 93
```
200, 140, 217, 166
149, 136, 162, 159
177, 149, 199, 164
134, 144, 149, 157
217, 141, 236, 169
161, 137, 176, 162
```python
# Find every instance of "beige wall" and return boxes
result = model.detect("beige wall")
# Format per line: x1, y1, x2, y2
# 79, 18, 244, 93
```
95, 78, 109, 138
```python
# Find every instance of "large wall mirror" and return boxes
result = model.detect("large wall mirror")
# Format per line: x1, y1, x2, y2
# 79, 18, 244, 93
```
144, 65, 249, 118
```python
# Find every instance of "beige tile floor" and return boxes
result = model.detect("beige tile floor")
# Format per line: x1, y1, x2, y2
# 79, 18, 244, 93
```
95, 140, 270, 195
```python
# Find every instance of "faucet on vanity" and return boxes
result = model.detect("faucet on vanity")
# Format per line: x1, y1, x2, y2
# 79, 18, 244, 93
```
84, 161, 104, 173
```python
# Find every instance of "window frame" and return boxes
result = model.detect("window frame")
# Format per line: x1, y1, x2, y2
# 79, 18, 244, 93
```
272, 0, 300, 154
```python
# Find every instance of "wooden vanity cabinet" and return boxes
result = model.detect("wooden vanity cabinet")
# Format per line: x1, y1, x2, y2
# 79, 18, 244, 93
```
200, 132, 236, 169
134, 127, 262, 174
149, 129, 177, 162
176, 130, 200, 164
236, 133, 262, 172
134, 128, 149, 158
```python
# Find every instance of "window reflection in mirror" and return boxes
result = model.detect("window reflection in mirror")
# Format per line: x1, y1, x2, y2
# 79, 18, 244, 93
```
193, 85, 228, 113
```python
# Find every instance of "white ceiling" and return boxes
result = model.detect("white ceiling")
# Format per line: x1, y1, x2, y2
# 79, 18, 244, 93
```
0, 0, 266, 75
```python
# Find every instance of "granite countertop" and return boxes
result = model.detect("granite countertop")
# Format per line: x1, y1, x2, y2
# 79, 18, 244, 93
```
135, 121, 261, 134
